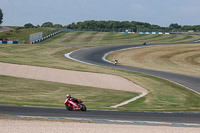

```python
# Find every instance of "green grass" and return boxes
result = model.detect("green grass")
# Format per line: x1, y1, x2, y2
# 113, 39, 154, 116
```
1, 29, 200, 46
40, 31, 200, 47
0, 27, 55, 44
0, 30, 200, 111
0, 75, 137, 109
120, 72, 200, 111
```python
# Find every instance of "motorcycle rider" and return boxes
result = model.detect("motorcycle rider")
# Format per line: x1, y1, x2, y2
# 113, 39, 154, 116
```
65, 94, 79, 104
114, 60, 118, 66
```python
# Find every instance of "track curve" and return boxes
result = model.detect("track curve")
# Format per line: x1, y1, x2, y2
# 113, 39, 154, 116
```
69, 43, 200, 94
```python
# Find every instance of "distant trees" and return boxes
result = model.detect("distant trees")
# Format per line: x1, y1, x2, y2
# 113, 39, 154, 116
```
67, 20, 150, 32
41, 22, 53, 27
169, 23, 182, 29
66, 20, 163, 32
0, 9, 3, 25
54, 24, 63, 28
66, 20, 200, 32
168, 23, 200, 32
181, 25, 200, 32
24, 20, 200, 32
41, 22, 64, 28
24, 23, 34, 28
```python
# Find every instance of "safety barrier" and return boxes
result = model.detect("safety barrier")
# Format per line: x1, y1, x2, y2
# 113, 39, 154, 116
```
124, 32, 170, 35
0, 41, 18, 44
124, 32, 136, 34
138, 32, 170, 35
30, 29, 72, 44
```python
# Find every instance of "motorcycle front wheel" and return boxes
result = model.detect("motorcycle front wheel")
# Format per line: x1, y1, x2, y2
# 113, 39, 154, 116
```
80, 104, 87, 111
66, 104, 73, 111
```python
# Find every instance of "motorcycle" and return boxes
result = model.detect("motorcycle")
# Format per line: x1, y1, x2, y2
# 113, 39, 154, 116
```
114, 60, 118, 66
64, 98, 87, 111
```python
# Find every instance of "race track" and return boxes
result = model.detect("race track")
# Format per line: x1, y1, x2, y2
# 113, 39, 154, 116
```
1, 105, 200, 126
69, 43, 200, 94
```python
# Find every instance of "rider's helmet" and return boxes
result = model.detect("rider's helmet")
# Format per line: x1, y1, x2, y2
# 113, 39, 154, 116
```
66, 93, 71, 98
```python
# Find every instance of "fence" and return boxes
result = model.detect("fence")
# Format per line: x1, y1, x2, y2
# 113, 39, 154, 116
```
29, 32, 43, 42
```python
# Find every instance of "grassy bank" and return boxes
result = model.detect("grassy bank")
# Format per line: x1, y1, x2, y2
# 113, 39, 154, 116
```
0, 27, 55, 44
1, 29, 200, 46
0, 75, 137, 109
40, 31, 200, 47
0, 44, 200, 111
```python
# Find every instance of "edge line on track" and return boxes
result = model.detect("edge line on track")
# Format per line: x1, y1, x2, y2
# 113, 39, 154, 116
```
1, 114, 200, 127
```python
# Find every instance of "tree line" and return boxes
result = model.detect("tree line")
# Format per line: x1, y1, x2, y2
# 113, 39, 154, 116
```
66, 21, 200, 32
24, 20, 200, 32
24, 22, 63, 29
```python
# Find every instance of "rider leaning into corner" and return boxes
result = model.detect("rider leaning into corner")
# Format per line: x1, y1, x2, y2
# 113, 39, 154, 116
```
64, 94, 79, 104
114, 60, 118, 66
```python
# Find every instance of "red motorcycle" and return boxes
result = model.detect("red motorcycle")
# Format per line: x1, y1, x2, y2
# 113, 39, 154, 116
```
64, 98, 87, 111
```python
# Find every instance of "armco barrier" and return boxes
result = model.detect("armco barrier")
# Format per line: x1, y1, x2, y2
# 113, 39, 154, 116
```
30, 29, 72, 44
0, 41, 18, 44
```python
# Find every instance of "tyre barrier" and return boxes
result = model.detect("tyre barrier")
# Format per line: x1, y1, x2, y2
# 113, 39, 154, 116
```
124, 32, 170, 35
138, 32, 170, 35
30, 29, 72, 44
0, 41, 18, 44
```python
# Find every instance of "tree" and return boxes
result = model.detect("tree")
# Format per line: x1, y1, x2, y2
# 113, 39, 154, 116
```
24, 23, 34, 28
54, 24, 63, 28
0, 9, 3, 25
169, 23, 182, 29
41, 22, 53, 27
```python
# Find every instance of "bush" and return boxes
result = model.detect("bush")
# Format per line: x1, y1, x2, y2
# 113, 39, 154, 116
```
24, 23, 34, 28
41, 22, 53, 27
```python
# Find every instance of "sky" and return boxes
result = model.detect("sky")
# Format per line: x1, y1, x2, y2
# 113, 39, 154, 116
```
0, 0, 200, 27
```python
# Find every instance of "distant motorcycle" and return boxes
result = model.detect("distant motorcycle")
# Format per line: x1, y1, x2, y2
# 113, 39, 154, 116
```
114, 60, 118, 66
64, 98, 87, 111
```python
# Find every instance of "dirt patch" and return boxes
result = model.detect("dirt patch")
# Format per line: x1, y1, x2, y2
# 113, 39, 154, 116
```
0, 62, 147, 93
0, 26, 13, 32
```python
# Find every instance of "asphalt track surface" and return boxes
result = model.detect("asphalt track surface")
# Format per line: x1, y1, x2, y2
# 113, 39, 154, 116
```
69, 43, 200, 94
1, 43, 200, 126
0, 105, 200, 126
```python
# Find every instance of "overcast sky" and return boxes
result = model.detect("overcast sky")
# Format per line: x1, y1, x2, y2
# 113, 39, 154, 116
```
0, 0, 200, 27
